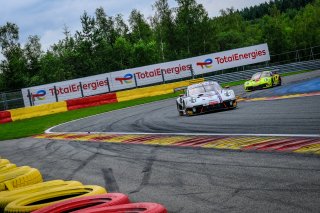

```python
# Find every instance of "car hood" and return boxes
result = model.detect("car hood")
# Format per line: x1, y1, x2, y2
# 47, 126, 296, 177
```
190, 91, 218, 98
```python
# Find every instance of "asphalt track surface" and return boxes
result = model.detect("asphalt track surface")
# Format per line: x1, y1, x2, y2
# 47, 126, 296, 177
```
50, 70, 320, 135
1, 70, 320, 212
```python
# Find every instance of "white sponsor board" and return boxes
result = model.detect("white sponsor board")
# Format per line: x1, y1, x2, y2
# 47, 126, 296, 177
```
22, 43, 270, 106
192, 43, 270, 75
22, 73, 111, 106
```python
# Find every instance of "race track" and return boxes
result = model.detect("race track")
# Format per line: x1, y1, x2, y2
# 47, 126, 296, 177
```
50, 70, 320, 135
1, 70, 320, 212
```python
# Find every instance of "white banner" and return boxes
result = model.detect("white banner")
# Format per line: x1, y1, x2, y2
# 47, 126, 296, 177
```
22, 43, 270, 106
191, 43, 270, 75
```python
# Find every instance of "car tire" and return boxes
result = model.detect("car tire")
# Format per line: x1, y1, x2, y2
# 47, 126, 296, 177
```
176, 103, 184, 116
0, 159, 10, 167
32, 193, 130, 213
4, 185, 106, 213
0, 167, 43, 191
0, 164, 16, 174
73, 202, 167, 213
0, 180, 82, 209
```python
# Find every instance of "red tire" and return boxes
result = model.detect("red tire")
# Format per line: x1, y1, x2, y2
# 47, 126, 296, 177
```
32, 193, 130, 213
74, 202, 167, 213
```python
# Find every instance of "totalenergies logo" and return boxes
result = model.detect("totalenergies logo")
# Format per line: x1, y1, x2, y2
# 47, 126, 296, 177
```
32, 90, 46, 100
115, 73, 133, 84
196, 58, 213, 69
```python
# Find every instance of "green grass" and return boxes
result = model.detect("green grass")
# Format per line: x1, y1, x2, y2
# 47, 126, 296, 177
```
0, 69, 315, 140
0, 93, 179, 141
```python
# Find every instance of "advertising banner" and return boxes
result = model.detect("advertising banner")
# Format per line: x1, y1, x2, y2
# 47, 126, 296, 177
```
191, 43, 270, 75
22, 43, 270, 106
22, 73, 111, 106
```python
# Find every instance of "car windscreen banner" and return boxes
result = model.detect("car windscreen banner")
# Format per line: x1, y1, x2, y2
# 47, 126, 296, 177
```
22, 43, 270, 106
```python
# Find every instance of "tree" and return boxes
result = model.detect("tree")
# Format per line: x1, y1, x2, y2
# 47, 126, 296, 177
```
175, 0, 210, 57
0, 22, 28, 89
24, 35, 43, 85
114, 37, 132, 69
151, 0, 177, 61
129, 9, 153, 42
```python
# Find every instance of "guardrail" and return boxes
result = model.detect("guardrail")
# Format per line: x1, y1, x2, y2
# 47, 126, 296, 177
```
204, 59, 320, 83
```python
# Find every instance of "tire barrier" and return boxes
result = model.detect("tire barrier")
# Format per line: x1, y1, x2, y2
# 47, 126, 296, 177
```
66, 93, 118, 110
0, 111, 12, 124
33, 193, 130, 213
0, 166, 43, 191
0, 164, 17, 174
0, 159, 10, 167
74, 202, 167, 213
0, 180, 82, 210
4, 185, 106, 213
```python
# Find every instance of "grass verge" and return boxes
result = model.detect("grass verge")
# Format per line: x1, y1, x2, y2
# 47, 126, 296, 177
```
0, 69, 316, 140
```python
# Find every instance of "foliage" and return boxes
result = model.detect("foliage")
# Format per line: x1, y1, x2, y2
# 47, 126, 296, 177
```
0, 0, 320, 92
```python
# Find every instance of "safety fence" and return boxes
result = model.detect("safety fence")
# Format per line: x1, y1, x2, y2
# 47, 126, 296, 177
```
204, 59, 320, 83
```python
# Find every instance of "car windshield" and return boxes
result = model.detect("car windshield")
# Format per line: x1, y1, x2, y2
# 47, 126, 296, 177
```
251, 72, 262, 80
188, 82, 220, 96
261, 72, 271, 77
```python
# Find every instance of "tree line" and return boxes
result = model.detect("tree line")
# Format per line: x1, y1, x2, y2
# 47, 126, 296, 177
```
0, 0, 319, 91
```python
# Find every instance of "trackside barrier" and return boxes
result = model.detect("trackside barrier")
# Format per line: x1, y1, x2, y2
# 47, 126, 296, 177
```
0, 79, 203, 123
0, 165, 43, 191
9, 102, 67, 122
74, 202, 168, 213
4, 185, 106, 212
33, 193, 130, 213
0, 158, 168, 212
66, 93, 118, 110
116, 78, 204, 102
0, 111, 12, 124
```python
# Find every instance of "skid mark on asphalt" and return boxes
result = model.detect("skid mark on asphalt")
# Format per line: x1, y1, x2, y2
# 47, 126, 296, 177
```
33, 134, 320, 155
102, 168, 120, 192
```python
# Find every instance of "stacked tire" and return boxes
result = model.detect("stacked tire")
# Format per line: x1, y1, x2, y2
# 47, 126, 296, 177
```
0, 157, 167, 213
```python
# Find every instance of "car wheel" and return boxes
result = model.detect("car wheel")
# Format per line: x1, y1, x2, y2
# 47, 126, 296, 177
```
278, 77, 282, 86
230, 100, 237, 109
177, 103, 184, 116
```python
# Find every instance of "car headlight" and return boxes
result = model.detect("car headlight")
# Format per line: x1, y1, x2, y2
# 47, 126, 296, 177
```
264, 78, 268, 82
224, 90, 232, 96
191, 97, 197, 103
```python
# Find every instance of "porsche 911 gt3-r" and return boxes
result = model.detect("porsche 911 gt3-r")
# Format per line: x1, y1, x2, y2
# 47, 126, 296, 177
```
176, 81, 237, 116
244, 70, 281, 92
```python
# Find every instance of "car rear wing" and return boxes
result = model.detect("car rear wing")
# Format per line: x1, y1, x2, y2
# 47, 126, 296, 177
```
173, 86, 187, 93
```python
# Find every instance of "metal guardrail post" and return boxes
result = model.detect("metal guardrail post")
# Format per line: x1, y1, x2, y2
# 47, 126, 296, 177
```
1, 93, 8, 110
190, 64, 194, 79
27, 89, 33, 106
133, 73, 138, 88
53, 86, 59, 102
106, 77, 111, 92
79, 82, 84, 97
161, 69, 166, 83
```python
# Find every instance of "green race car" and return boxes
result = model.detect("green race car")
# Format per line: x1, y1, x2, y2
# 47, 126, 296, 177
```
244, 71, 281, 92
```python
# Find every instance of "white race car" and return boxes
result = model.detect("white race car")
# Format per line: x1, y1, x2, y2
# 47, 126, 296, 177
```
176, 81, 237, 116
